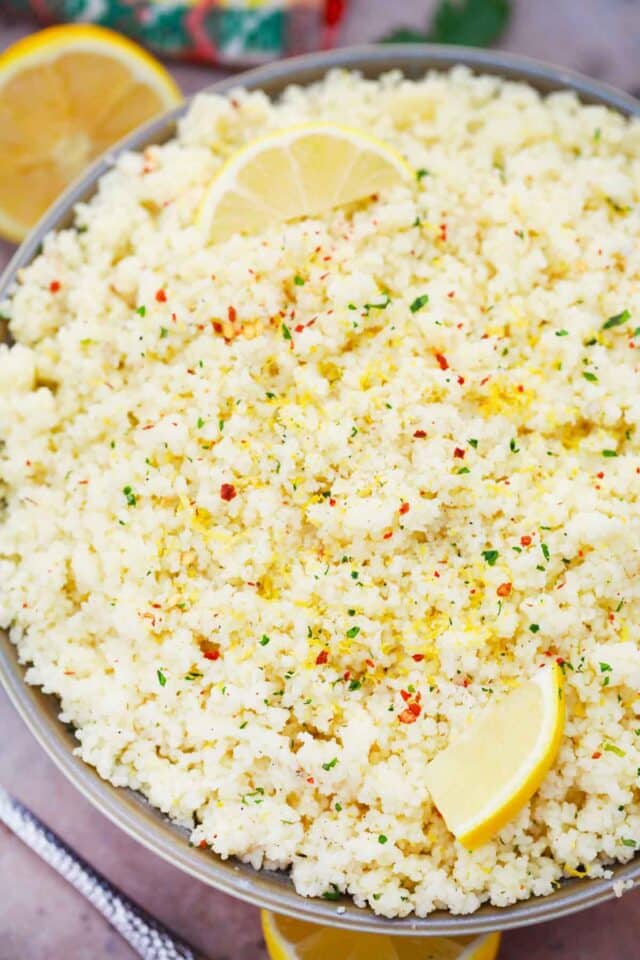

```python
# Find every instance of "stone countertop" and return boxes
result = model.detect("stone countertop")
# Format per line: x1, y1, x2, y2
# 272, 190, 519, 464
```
1, 2, 639, 957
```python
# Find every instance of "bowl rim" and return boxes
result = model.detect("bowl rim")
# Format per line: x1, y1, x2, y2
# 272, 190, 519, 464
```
1, 42, 639, 936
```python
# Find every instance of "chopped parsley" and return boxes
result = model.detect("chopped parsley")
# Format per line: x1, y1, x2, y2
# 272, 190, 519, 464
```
363, 295, 391, 314
160, 326, 168, 339
604, 743, 626, 757
293, 275, 305, 286
416, 168, 429, 181
135, 305, 146, 317
602, 309, 631, 330
541, 543, 550, 562
555, 329, 569, 337
157, 668, 167, 687
602, 449, 618, 458
197, 417, 205, 429
582, 371, 598, 382
482, 549, 499, 566
322, 885, 341, 901
621, 838, 637, 847
349, 679, 362, 691
122, 485, 137, 507
599, 662, 612, 673
410, 294, 429, 313
529, 624, 540, 633
281, 323, 292, 341
259, 635, 270, 646
378, 834, 388, 844
335, 802, 342, 812
509, 438, 520, 453
322, 758, 338, 771
346, 626, 360, 639
468, 438, 478, 449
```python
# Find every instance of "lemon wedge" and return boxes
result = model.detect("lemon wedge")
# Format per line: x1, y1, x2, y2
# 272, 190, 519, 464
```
0, 24, 181, 242
261, 910, 502, 960
425, 663, 565, 850
199, 123, 412, 243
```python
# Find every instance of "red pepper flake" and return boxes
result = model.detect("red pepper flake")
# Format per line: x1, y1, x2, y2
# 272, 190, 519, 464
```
295, 324, 305, 333
434, 570, 440, 578
22, 602, 28, 609
316, 649, 329, 665
400, 689, 411, 702
399, 502, 410, 515
412, 654, 425, 662
343, 671, 351, 681
329, 497, 336, 507
212, 320, 223, 335
517, 384, 524, 393
408, 701, 421, 716
220, 483, 237, 502
462, 677, 471, 688
447, 290, 455, 299
439, 223, 448, 242
596, 471, 604, 479
435, 352, 449, 371
556, 657, 565, 666
457, 375, 465, 385
608, 613, 615, 623
49, 280, 61, 293
520, 535, 532, 547
453, 447, 465, 459
497, 582, 512, 598
480, 376, 491, 386
204, 650, 220, 661
365, 658, 375, 668
383, 530, 393, 540
155, 288, 167, 303
227, 305, 237, 324
592, 751, 602, 759
199, 839, 208, 849
413, 429, 427, 439
306, 776, 315, 784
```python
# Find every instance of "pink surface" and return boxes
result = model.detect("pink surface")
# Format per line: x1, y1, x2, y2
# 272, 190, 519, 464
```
1, 4, 639, 957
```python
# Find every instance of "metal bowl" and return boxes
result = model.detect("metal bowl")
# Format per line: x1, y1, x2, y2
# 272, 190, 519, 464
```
1, 44, 638, 936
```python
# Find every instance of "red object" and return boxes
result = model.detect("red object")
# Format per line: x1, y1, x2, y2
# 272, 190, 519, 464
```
315, 650, 328, 665
497, 582, 512, 597
155, 289, 167, 302
220, 483, 237, 501
435, 353, 449, 370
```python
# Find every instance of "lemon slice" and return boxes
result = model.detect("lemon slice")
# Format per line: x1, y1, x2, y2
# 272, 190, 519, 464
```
0, 24, 182, 242
425, 663, 565, 850
261, 910, 501, 960
199, 123, 412, 243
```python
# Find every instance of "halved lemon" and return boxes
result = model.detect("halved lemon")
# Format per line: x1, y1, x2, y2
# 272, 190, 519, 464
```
261, 910, 501, 960
425, 663, 565, 850
0, 24, 182, 242
199, 123, 412, 243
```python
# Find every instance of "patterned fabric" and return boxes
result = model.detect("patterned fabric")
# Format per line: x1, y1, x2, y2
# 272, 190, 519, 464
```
6, 0, 346, 64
